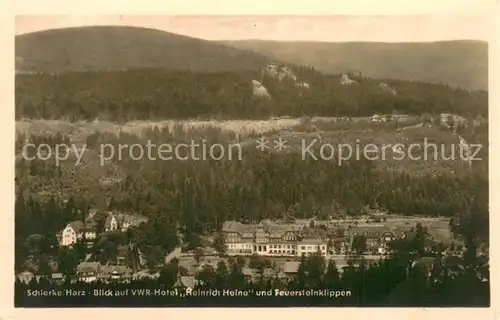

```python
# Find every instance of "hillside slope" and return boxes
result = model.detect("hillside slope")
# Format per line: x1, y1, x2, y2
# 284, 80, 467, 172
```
222, 40, 488, 90
15, 26, 274, 73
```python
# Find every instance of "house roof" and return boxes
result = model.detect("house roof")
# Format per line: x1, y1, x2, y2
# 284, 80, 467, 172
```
298, 238, 325, 245
347, 225, 395, 239
69, 220, 85, 234
222, 221, 253, 234
222, 221, 301, 239
133, 270, 160, 280
100, 265, 132, 277
105, 213, 148, 228
175, 276, 197, 288
77, 262, 100, 273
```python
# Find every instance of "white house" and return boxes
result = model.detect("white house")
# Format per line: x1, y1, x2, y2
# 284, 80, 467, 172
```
60, 220, 85, 246
105, 214, 119, 232
296, 238, 327, 257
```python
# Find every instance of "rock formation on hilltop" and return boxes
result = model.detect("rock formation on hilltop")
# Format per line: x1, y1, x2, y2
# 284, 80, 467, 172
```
252, 80, 271, 99
340, 73, 358, 85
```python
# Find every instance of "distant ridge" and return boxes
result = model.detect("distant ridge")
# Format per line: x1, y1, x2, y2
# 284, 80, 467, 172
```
15, 26, 274, 73
15, 26, 488, 90
222, 39, 488, 90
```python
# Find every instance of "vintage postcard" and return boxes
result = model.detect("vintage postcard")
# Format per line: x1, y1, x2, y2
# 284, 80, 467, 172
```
7, 8, 494, 313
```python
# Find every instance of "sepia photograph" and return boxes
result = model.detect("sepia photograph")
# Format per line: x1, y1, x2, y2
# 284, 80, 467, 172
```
13, 15, 489, 307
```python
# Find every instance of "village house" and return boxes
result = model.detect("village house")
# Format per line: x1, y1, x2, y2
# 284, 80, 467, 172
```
17, 271, 35, 284
347, 225, 397, 254
222, 221, 255, 255
222, 220, 308, 256
392, 114, 409, 122
440, 113, 468, 129
370, 114, 388, 123
59, 220, 85, 246
222, 220, 330, 257
296, 238, 327, 257
83, 226, 97, 241
59, 220, 97, 247
49, 273, 65, 285
104, 213, 148, 232
76, 262, 100, 283
241, 267, 278, 282
332, 228, 350, 255
99, 265, 133, 283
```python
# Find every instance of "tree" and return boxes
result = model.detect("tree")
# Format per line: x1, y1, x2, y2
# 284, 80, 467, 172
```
194, 247, 204, 264
37, 254, 52, 275
125, 244, 141, 270
94, 238, 117, 264
295, 254, 308, 289
215, 261, 229, 288
25, 234, 44, 255
324, 260, 341, 288
412, 223, 426, 256
352, 235, 367, 255
249, 253, 265, 270
159, 262, 179, 288
186, 233, 202, 251
305, 252, 326, 288
228, 259, 246, 288
236, 256, 246, 267
58, 247, 79, 276
94, 211, 108, 234
213, 232, 225, 253
196, 265, 216, 288
146, 246, 164, 270
327, 238, 334, 255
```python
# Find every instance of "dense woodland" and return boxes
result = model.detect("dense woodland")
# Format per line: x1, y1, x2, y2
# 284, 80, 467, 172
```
15, 123, 489, 277
16, 224, 490, 306
14, 64, 489, 306
15, 69, 487, 121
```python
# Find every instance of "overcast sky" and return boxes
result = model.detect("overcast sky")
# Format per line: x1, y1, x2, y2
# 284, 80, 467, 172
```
15, 15, 490, 42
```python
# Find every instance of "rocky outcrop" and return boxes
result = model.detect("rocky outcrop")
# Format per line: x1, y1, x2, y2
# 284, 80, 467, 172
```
379, 82, 397, 95
265, 63, 297, 82
340, 73, 357, 85
252, 80, 271, 99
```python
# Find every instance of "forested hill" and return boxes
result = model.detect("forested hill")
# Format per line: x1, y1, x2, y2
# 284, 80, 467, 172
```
15, 68, 487, 121
222, 40, 488, 90
15, 26, 488, 121
15, 26, 273, 73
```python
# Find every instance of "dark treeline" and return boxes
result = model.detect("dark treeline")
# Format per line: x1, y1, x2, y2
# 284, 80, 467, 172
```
15, 125, 489, 248
16, 236, 490, 307
15, 68, 487, 121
